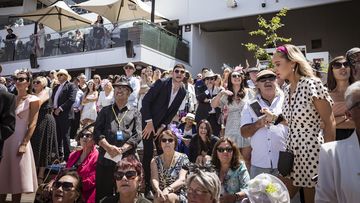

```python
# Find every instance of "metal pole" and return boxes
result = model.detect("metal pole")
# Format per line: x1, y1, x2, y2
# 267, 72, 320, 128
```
151, 0, 155, 23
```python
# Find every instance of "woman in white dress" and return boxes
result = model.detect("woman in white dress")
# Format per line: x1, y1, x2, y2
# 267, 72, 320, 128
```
97, 80, 114, 111
35, 23, 45, 56
81, 80, 98, 126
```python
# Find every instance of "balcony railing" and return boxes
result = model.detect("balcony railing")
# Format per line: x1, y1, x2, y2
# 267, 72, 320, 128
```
0, 20, 189, 63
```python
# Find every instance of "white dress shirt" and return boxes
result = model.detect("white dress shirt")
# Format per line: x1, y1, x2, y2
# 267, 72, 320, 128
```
315, 131, 360, 203
53, 82, 65, 109
240, 92, 288, 168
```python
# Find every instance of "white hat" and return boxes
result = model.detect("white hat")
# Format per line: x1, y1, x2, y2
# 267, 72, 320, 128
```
203, 70, 215, 79
55, 69, 71, 81
181, 113, 196, 123
245, 173, 290, 203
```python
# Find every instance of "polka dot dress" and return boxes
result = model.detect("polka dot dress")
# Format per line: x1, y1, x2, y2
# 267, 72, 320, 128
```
283, 77, 333, 187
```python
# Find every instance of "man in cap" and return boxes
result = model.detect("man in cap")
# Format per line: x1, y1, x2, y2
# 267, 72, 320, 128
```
346, 47, 360, 81
141, 64, 187, 198
195, 70, 222, 137
94, 76, 142, 202
241, 69, 288, 177
123, 62, 140, 107
51, 69, 77, 161
2, 27, 17, 61
246, 66, 260, 89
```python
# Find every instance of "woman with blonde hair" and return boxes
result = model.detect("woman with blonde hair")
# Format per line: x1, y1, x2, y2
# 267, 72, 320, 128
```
31, 76, 58, 184
270, 44, 335, 203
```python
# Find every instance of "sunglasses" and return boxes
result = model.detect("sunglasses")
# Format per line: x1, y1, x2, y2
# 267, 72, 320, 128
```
204, 77, 216, 81
174, 69, 185, 74
114, 170, 137, 180
80, 133, 92, 139
217, 147, 233, 153
15, 77, 28, 82
231, 74, 242, 78
257, 76, 276, 83
57, 73, 65, 77
332, 62, 350, 69
33, 81, 41, 85
52, 181, 75, 191
124, 66, 134, 70
161, 138, 174, 143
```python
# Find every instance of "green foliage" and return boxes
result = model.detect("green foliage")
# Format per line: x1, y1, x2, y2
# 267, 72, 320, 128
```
242, 8, 292, 61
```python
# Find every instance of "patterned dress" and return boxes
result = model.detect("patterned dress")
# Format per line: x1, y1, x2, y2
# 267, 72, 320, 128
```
155, 153, 189, 203
31, 99, 58, 168
220, 161, 250, 195
283, 77, 333, 187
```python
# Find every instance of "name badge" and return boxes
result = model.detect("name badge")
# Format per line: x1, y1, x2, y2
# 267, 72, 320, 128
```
116, 130, 124, 141
205, 90, 210, 95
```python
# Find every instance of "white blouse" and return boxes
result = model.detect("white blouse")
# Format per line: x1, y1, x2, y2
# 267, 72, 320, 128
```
97, 90, 114, 110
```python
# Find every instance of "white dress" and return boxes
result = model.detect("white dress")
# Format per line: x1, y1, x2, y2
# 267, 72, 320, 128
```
81, 93, 98, 122
97, 90, 114, 111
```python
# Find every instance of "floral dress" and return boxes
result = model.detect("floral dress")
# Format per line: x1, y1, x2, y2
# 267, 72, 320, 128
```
283, 77, 333, 187
155, 153, 189, 203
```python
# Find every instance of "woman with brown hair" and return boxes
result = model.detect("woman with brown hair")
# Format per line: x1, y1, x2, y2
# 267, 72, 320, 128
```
188, 119, 219, 164
151, 130, 189, 203
327, 56, 355, 140
81, 80, 98, 126
211, 138, 250, 203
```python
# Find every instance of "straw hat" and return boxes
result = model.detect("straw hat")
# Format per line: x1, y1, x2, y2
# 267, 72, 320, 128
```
55, 69, 71, 81
256, 70, 276, 81
113, 76, 133, 93
203, 70, 215, 79
181, 113, 196, 124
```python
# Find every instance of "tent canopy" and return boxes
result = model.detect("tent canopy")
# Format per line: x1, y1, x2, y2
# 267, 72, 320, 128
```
73, 0, 166, 23
12, 1, 92, 32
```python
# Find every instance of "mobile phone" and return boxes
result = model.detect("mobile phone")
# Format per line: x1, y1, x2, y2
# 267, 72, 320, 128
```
250, 101, 264, 117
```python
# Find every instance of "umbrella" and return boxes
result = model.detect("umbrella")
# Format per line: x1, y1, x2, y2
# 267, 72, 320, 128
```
73, 0, 166, 24
11, 1, 92, 33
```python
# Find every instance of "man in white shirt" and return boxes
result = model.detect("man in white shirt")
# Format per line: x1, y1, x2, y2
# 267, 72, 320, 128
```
123, 62, 140, 108
315, 81, 360, 203
240, 69, 288, 178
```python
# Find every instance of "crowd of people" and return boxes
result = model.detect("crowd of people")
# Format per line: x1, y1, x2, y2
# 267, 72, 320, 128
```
0, 44, 359, 203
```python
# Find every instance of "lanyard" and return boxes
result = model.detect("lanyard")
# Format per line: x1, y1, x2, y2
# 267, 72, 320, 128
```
112, 105, 128, 129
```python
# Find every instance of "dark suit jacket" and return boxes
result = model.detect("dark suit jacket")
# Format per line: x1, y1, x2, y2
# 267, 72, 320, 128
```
141, 78, 186, 129
51, 81, 77, 119
195, 86, 221, 123
0, 90, 16, 160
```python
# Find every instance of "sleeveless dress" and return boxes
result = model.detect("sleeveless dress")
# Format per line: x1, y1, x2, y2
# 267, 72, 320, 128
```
219, 89, 254, 148
283, 77, 333, 187
155, 153, 189, 203
31, 99, 58, 168
0, 95, 39, 193
81, 93, 98, 122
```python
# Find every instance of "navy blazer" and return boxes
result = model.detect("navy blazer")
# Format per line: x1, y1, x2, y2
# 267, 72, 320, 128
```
195, 86, 221, 123
141, 78, 186, 129
0, 90, 15, 160
51, 81, 77, 119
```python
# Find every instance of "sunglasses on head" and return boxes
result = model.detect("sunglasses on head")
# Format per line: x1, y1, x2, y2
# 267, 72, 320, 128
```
161, 138, 174, 143
52, 181, 75, 191
33, 81, 41, 85
114, 170, 137, 180
217, 147, 233, 153
15, 77, 28, 82
332, 61, 350, 69
174, 69, 185, 74
231, 74, 242, 78
257, 75, 276, 83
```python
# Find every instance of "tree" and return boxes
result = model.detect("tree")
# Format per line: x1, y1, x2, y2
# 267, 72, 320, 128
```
243, 8, 292, 62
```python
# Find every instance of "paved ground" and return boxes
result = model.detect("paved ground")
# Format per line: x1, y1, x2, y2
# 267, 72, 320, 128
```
6, 193, 35, 203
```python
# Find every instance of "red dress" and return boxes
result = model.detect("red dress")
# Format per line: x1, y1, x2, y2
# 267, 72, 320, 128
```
66, 146, 98, 203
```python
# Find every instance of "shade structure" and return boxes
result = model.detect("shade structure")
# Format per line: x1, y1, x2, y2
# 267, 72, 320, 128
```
12, 1, 92, 33
73, 0, 166, 23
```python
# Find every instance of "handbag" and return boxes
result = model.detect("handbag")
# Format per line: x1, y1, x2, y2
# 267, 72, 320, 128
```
277, 89, 298, 177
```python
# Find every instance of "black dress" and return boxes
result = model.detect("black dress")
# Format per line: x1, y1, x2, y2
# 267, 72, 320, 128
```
31, 99, 58, 167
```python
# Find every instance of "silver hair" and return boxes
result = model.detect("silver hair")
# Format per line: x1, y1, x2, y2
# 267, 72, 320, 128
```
187, 170, 221, 203
344, 81, 360, 109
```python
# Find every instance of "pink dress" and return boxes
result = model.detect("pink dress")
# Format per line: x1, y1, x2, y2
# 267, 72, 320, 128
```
0, 95, 39, 193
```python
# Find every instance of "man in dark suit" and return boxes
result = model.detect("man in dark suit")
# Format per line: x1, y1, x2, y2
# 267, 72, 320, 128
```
0, 89, 16, 162
51, 69, 76, 161
141, 64, 187, 198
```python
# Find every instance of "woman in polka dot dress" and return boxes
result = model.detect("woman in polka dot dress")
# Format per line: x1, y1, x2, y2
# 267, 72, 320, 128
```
271, 44, 336, 203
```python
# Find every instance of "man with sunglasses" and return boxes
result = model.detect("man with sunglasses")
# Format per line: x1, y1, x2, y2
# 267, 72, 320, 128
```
195, 70, 222, 137
240, 69, 288, 178
123, 62, 140, 108
346, 47, 360, 81
316, 81, 360, 203
141, 64, 187, 199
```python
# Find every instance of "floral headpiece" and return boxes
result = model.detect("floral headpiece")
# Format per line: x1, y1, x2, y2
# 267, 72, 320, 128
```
276, 46, 288, 55
168, 123, 183, 140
